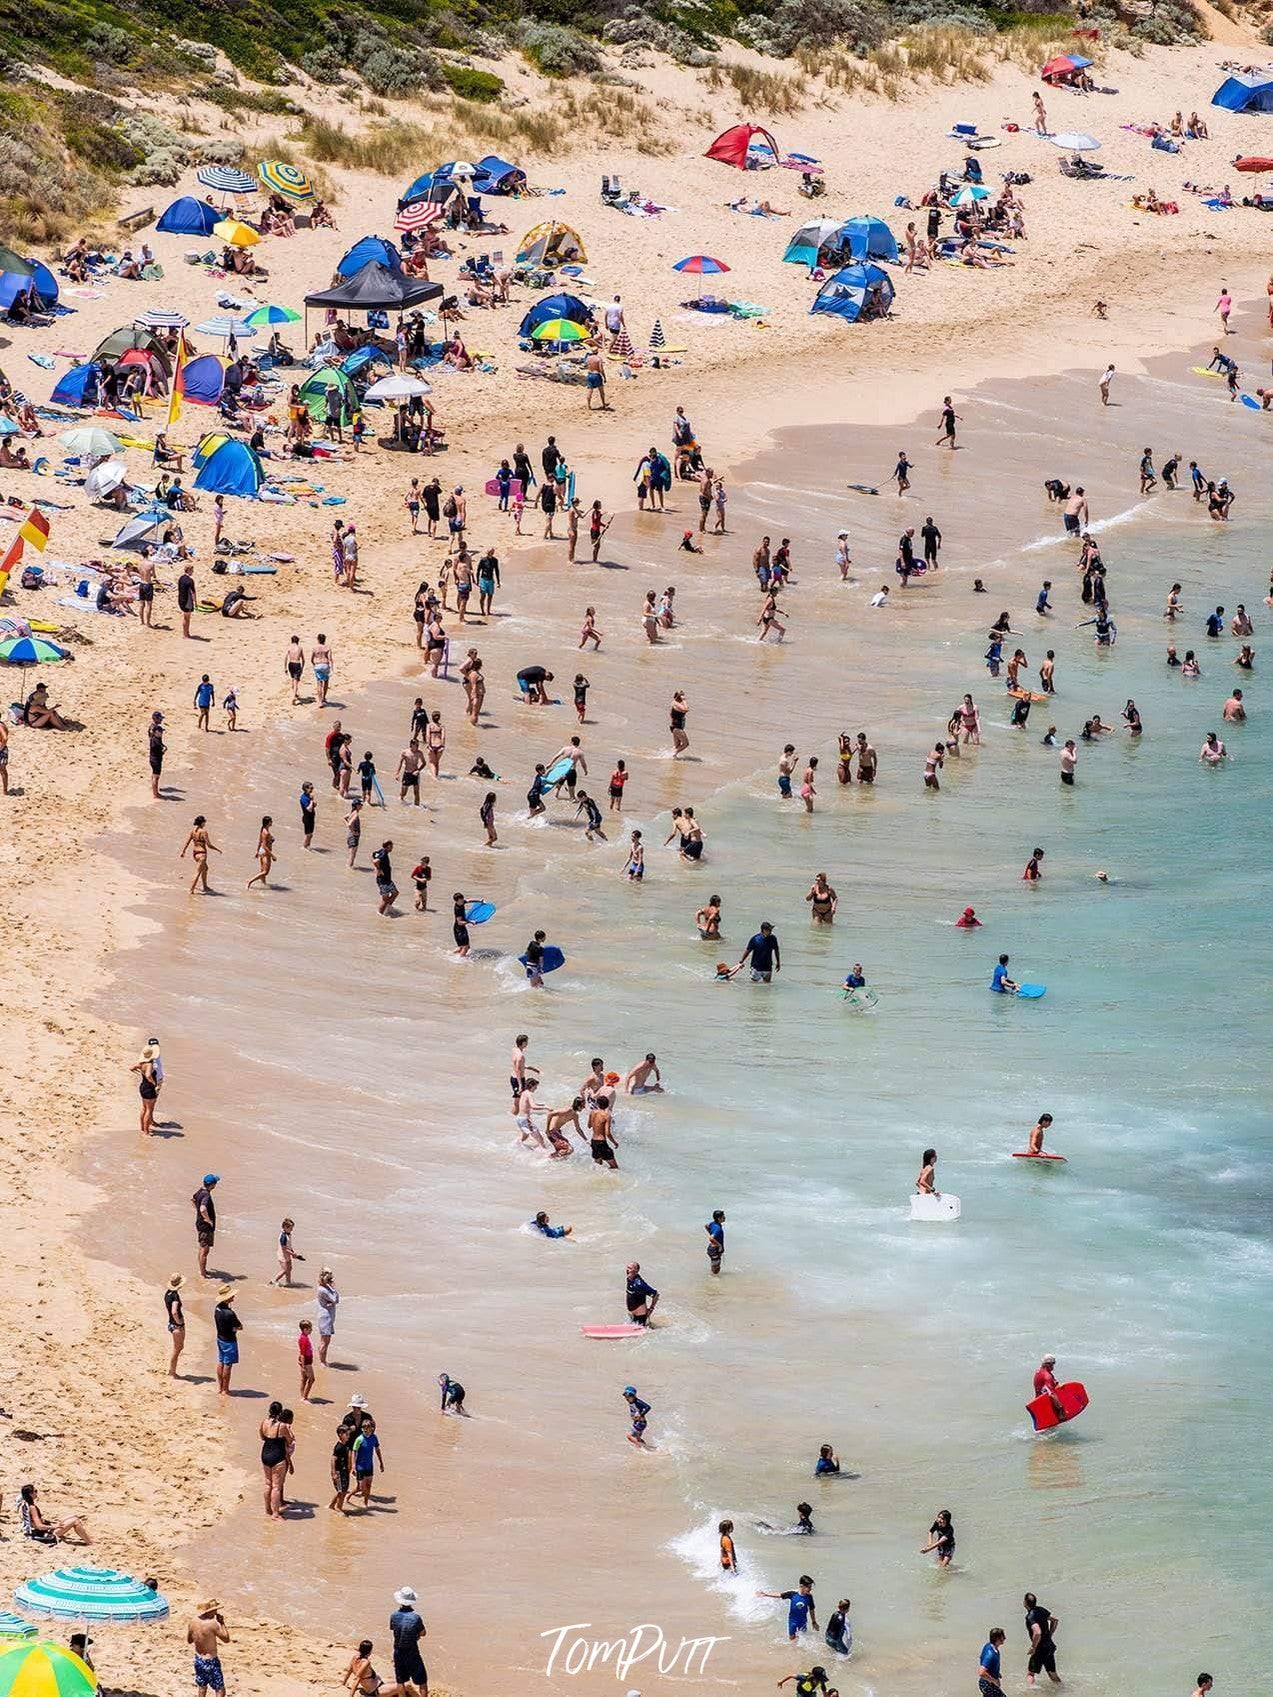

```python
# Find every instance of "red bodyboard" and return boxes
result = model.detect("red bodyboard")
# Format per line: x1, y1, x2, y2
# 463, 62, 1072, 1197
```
1027, 1380, 1088, 1430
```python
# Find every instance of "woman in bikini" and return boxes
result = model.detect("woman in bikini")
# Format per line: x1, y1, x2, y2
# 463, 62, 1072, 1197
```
805, 871, 837, 923
343, 1640, 403, 1697
959, 694, 981, 746
837, 732, 854, 785
424, 711, 446, 778
642, 592, 660, 645
425, 616, 447, 680
246, 816, 276, 889
180, 815, 221, 894
800, 756, 818, 814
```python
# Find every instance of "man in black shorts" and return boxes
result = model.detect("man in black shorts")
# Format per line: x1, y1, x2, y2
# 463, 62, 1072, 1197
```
148, 711, 166, 800
192, 1174, 218, 1278
1023, 1593, 1060, 1687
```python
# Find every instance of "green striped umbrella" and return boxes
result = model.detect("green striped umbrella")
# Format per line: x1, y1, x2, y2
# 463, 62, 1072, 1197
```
14, 1568, 168, 1623
0, 1642, 95, 1697
0, 1617, 35, 1643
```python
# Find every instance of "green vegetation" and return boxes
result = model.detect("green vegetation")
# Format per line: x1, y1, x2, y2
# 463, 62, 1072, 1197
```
440, 63, 505, 101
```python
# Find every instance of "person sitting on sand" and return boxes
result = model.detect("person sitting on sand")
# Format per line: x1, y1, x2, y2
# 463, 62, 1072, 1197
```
310, 199, 337, 228
115, 249, 142, 280
24, 683, 68, 729
17, 1484, 92, 1545
0, 442, 30, 471
444, 336, 473, 371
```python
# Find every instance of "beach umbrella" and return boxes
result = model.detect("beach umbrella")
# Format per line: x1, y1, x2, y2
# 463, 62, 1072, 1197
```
0, 1641, 95, 1697
611, 328, 635, 360
673, 253, 730, 298
256, 159, 315, 201
193, 316, 251, 343
0, 1618, 34, 1644
950, 184, 990, 206
243, 304, 300, 330
364, 373, 433, 400
444, 161, 477, 180
0, 635, 71, 666
112, 507, 170, 550
84, 460, 128, 499
530, 318, 589, 344
196, 165, 257, 198
0, 418, 19, 437
13, 1568, 169, 1624
393, 200, 443, 234
212, 219, 260, 249
58, 426, 121, 457
649, 318, 666, 350
133, 309, 188, 329
1047, 132, 1101, 152
0, 247, 36, 279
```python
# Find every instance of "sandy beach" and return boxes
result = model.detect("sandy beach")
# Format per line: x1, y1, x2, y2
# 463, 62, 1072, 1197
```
2, 21, 1272, 1696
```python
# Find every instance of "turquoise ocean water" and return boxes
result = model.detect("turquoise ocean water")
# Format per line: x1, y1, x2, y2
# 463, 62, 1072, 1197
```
99, 346, 1272, 1694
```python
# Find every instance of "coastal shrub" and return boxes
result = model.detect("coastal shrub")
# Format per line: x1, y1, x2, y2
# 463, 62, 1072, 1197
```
360, 44, 432, 93
1133, 0, 1201, 41
83, 24, 135, 65
704, 62, 808, 113
128, 147, 184, 185
1262, 20, 1273, 44
193, 137, 246, 162
441, 63, 504, 100
757, 0, 892, 55
301, 44, 348, 83
519, 22, 601, 75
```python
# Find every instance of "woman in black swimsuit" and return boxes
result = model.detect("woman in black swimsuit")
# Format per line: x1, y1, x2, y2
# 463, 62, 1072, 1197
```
164, 1273, 185, 1377
131, 1045, 160, 1135
260, 1401, 292, 1521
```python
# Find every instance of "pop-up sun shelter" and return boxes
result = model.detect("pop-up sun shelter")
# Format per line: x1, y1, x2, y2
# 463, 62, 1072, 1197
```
474, 155, 526, 194
706, 122, 781, 169
519, 293, 592, 338
1212, 71, 1273, 113
336, 236, 402, 278
297, 367, 358, 425
842, 216, 898, 262
784, 216, 898, 270
304, 262, 441, 314
810, 263, 895, 323
1041, 53, 1092, 85
515, 222, 586, 268
155, 196, 221, 236
783, 218, 846, 269
192, 436, 264, 497
50, 363, 103, 407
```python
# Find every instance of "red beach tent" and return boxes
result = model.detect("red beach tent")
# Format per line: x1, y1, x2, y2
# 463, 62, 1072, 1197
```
705, 123, 781, 169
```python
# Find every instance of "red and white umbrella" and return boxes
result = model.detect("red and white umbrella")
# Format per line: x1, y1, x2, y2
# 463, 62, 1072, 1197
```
394, 200, 444, 234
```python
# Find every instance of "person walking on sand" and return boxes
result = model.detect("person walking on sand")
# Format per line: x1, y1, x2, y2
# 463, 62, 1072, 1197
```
585, 347, 608, 410
180, 815, 221, 894
1033, 91, 1048, 134
1099, 364, 1115, 405
1216, 284, 1233, 335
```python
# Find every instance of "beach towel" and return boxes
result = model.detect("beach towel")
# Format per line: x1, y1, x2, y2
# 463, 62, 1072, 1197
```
26, 353, 55, 370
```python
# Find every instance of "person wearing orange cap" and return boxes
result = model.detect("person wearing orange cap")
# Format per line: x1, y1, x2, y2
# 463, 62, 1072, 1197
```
955, 907, 982, 927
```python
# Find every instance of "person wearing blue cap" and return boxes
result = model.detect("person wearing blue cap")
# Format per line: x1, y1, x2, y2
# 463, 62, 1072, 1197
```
193, 1174, 220, 1278
622, 1386, 650, 1449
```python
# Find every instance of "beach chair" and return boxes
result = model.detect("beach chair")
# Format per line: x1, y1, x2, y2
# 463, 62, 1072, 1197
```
600, 175, 623, 205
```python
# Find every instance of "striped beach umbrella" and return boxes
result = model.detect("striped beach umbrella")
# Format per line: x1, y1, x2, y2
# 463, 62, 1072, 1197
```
256, 159, 315, 201
133, 309, 188, 329
611, 329, 635, 359
394, 200, 443, 234
193, 316, 251, 342
14, 1567, 169, 1623
950, 184, 990, 206
243, 304, 300, 330
530, 318, 588, 344
195, 165, 257, 197
0, 635, 70, 667
649, 318, 666, 350
0, 1617, 35, 1643
0, 1642, 94, 1697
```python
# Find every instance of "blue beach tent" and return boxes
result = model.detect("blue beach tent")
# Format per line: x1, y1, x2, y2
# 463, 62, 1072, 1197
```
341, 345, 394, 379
336, 236, 401, 278
810, 263, 895, 323
26, 259, 58, 307
843, 216, 898, 262
180, 353, 228, 407
519, 292, 592, 337
783, 217, 846, 269
193, 436, 264, 497
156, 196, 221, 236
474, 155, 526, 194
50, 363, 103, 406
1212, 72, 1273, 112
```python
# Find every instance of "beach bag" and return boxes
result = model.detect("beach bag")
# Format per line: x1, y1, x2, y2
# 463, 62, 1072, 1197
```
443, 495, 457, 519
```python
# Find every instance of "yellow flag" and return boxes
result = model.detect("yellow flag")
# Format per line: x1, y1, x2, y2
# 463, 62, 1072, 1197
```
166, 331, 187, 429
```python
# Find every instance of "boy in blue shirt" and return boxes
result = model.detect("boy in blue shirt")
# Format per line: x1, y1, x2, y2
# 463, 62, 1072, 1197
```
194, 675, 215, 732
622, 1385, 650, 1448
758, 1576, 818, 1641
705, 1210, 725, 1274
990, 954, 1018, 994
979, 1627, 1006, 1695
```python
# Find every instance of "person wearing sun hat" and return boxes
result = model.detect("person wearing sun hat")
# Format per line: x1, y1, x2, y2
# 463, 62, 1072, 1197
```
165, 1271, 186, 1377
389, 1586, 427, 1696
213, 1285, 241, 1396
188, 1597, 230, 1696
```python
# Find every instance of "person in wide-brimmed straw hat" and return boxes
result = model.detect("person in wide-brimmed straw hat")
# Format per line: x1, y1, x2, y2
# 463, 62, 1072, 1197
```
129, 1038, 163, 1137
213, 1285, 242, 1396
188, 1598, 229, 1697
165, 1272, 186, 1378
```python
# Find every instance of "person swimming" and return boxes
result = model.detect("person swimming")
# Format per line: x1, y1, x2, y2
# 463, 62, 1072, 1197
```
814, 1444, 840, 1476
955, 906, 982, 927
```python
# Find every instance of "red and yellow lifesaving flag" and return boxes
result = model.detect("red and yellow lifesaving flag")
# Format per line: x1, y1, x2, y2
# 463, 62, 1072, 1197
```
167, 330, 189, 429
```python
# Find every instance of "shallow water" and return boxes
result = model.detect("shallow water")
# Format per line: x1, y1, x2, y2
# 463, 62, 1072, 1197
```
97, 342, 1272, 1694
